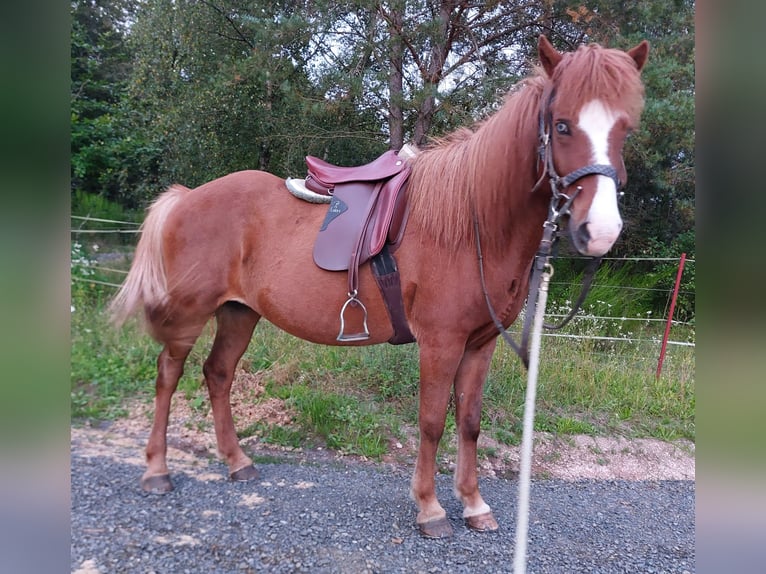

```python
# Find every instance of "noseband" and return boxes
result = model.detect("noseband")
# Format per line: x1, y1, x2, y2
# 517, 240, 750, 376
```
477, 85, 620, 367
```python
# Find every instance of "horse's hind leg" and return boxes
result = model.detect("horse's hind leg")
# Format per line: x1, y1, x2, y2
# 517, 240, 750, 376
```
203, 301, 261, 481
142, 333, 200, 493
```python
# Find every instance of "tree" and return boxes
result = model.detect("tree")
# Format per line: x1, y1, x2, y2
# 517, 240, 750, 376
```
308, 1, 555, 148
122, 0, 389, 192
71, 0, 135, 201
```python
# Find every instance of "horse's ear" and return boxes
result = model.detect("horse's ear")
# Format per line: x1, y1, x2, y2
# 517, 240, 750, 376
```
538, 35, 563, 77
627, 40, 650, 72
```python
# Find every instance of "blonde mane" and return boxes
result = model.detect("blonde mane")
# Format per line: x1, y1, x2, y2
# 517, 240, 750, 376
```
407, 42, 646, 250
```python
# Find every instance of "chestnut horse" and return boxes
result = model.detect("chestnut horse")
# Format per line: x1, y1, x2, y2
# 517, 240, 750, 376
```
110, 36, 648, 538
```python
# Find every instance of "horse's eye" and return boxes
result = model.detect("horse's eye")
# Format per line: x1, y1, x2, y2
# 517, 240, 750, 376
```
555, 121, 570, 135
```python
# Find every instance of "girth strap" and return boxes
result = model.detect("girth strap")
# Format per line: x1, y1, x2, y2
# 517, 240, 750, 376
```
370, 244, 415, 345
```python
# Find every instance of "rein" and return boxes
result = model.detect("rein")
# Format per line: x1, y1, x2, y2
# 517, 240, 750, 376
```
476, 85, 613, 368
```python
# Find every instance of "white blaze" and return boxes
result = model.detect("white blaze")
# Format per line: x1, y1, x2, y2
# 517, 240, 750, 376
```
577, 100, 624, 255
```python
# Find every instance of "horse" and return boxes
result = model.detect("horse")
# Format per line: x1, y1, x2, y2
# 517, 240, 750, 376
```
109, 35, 649, 538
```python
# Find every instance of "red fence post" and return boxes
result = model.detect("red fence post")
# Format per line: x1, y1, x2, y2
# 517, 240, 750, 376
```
656, 253, 687, 380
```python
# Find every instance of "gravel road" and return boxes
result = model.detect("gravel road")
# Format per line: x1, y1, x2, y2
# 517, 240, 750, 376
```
71, 431, 694, 573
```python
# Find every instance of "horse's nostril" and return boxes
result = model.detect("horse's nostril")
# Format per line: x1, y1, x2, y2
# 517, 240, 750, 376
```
576, 222, 590, 247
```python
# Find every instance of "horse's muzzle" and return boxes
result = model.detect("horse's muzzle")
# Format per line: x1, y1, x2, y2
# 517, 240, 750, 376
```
572, 218, 623, 257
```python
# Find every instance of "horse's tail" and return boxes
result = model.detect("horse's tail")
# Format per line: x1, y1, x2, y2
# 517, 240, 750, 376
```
108, 184, 190, 328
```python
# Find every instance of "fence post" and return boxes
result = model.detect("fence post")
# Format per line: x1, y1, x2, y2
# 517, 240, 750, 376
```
656, 253, 687, 380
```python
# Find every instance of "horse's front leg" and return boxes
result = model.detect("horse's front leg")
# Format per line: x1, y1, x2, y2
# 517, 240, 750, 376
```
411, 340, 464, 538
454, 338, 499, 531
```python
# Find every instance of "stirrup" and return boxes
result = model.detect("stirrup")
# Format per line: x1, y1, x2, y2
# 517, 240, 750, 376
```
336, 291, 370, 342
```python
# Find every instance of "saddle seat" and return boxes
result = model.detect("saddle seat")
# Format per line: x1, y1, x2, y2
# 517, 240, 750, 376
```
306, 149, 408, 189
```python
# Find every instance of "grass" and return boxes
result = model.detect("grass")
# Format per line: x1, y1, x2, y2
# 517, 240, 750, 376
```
70, 242, 695, 460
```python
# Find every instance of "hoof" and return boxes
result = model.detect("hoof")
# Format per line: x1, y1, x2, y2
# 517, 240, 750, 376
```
465, 512, 499, 532
141, 474, 173, 494
418, 517, 454, 539
230, 464, 260, 482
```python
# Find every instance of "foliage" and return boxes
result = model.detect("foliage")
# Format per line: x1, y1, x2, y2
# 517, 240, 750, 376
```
70, 242, 158, 420
124, 0, 388, 190
71, 189, 140, 222
70, 241, 97, 302
283, 384, 392, 457
305, 0, 555, 146
643, 231, 696, 323
71, 0, 162, 208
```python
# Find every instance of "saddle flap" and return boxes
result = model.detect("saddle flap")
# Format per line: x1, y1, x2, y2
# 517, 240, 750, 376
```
313, 181, 378, 271
306, 150, 407, 185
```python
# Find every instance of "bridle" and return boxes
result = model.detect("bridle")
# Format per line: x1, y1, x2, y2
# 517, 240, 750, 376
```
476, 84, 624, 367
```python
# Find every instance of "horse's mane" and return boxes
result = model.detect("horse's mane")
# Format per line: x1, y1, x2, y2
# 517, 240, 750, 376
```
407, 42, 645, 250
408, 73, 545, 250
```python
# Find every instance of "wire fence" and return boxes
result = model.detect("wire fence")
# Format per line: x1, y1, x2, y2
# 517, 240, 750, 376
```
70, 215, 696, 353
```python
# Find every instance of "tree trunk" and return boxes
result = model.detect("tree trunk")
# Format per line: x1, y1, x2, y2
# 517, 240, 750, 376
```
387, 3, 404, 150
413, 0, 454, 145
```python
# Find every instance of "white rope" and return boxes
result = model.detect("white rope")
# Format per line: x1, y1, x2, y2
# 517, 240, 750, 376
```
70, 229, 141, 234
544, 313, 691, 324
513, 263, 553, 574
71, 276, 124, 288
564, 255, 696, 264
499, 328, 695, 347
71, 215, 141, 225
540, 331, 695, 347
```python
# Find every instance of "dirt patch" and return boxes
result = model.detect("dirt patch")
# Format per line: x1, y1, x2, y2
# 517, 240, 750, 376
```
72, 369, 694, 481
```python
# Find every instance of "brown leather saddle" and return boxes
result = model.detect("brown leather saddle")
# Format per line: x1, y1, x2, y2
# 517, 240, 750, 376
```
302, 149, 415, 344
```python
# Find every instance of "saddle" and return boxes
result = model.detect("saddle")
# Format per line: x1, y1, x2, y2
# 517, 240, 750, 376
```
290, 147, 417, 344
310, 150, 410, 272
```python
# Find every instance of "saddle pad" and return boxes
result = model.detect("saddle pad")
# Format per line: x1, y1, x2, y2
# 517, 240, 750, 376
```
313, 181, 378, 271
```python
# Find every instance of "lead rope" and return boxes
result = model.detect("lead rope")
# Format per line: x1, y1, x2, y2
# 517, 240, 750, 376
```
473, 213, 554, 574
475, 209, 599, 572
473, 191, 581, 574
513, 260, 553, 574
